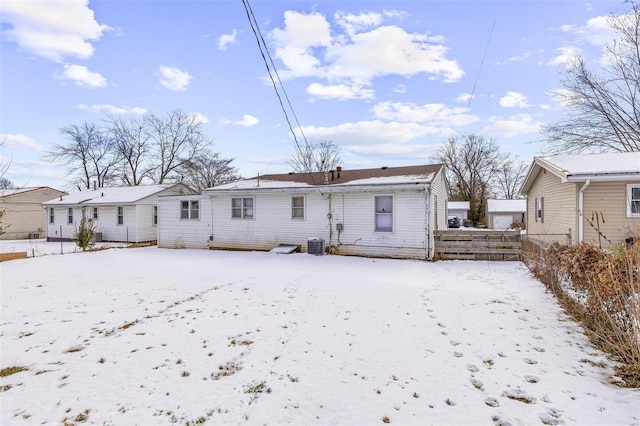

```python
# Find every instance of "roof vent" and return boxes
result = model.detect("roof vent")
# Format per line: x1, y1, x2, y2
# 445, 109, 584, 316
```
381, 166, 388, 170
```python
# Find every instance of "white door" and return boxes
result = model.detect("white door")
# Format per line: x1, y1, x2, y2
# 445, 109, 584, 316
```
492, 215, 512, 230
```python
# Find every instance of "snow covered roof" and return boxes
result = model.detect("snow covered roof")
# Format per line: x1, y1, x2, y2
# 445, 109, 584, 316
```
0, 186, 66, 198
521, 152, 640, 194
42, 184, 190, 206
448, 201, 470, 210
487, 199, 526, 213
205, 164, 443, 192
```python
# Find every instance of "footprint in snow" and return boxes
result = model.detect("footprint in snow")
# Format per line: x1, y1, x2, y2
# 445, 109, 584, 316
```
532, 347, 546, 353
453, 352, 464, 358
523, 358, 538, 365
538, 408, 563, 425
466, 364, 479, 373
470, 377, 484, 390
502, 387, 536, 404
484, 396, 499, 407
524, 375, 540, 383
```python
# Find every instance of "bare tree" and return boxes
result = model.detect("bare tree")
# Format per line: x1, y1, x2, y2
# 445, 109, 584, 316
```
0, 177, 15, 189
493, 158, 528, 199
48, 122, 119, 190
178, 150, 242, 191
542, 4, 640, 153
145, 109, 213, 183
433, 135, 507, 223
105, 115, 152, 186
289, 139, 342, 173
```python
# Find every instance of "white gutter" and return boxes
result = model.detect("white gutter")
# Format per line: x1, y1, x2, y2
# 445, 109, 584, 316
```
578, 179, 591, 243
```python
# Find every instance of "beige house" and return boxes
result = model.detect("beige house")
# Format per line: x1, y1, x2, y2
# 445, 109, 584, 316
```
520, 152, 640, 248
0, 187, 68, 240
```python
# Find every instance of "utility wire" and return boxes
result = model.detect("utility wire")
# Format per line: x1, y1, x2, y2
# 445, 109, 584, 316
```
241, 0, 317, 177
466, 20, 496, 114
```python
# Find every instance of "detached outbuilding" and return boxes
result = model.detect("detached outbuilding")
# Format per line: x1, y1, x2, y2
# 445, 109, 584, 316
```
520, 152, 640, 248
486, 199, 526, 230
158, 164, 448, 260
0, 187, 67, 240
43, 184, 194, 243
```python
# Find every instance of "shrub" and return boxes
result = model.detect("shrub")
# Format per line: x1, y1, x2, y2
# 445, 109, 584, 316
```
74, 217, 95, 251
523, 239, 640, 387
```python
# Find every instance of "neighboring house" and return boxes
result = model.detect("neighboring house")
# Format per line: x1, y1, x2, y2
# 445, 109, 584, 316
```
520, 152, 640, 247
447, 201, 470, 222
158, 164, 448, 260
486, 199, 526, 230
43, 184, 195, 243
0, 187, 67, 240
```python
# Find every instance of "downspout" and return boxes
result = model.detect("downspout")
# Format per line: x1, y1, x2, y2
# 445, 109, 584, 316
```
425, 186, 432, 260
578, 179, 590, 244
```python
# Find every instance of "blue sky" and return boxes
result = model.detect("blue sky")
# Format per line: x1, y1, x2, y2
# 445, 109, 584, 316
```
0, 0, 627, 190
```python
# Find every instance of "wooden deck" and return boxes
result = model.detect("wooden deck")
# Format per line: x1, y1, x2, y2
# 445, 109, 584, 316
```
434, 230, 522, 261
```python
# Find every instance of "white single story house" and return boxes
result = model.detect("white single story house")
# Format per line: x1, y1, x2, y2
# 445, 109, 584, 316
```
43, 183, 194, 243
158, 164, 448, 260
486, 199, 526, 230
0, 187, 67, 240
520, 152, 640, 247
447, 201, 470, 222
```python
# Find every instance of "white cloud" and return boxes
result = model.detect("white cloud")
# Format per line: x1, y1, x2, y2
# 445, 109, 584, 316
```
499, 91, 530, 108
547, 46, 582, 67
371, 101, 479, 128
300, 120, 444, 146
222, 114, 258, 127
217, 29, 237, 51
1, 133, 44, 151
481, 114, 543, 139
456, 93, 474, 104
1, 0, 111, 62
158, 66, 192, 91
59, 64, 107, 88
343, 143, 439, 159
78, 104, 146, 115
306, 82, 374, 100
269, 10, 464, 99
190, 112, 210, 124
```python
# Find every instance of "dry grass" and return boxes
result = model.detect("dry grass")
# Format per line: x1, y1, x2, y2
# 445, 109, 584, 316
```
0, 365, 28, 377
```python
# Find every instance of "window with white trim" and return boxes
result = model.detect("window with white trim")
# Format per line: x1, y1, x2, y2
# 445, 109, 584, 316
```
49, 208, 54, 224
153, 205, 158, 225
180, 200, 199, 220
291, 196, 304, 219
374, 195, 393, 232
535, 197, 544, 223
92, 207, 98, 220
232, 197, 253, 219
67, 208, 73, 225
117, 206, 124, 225
627, 184, 640, 217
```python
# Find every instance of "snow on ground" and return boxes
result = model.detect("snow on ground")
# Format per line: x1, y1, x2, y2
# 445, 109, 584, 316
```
0, 239, 127, 257
1, 246, 638, 425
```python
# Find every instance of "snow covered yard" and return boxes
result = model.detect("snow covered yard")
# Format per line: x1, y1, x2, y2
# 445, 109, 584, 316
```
1, 247, 638, 425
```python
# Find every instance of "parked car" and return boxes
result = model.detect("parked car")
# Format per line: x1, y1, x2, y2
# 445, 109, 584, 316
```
448, 217, 460, 228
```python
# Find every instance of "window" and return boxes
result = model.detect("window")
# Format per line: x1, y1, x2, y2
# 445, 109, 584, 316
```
92, 207, 98, 220
232, 197, 253, 219
292, 196, 304, 219
180, 200, 199, 220
535, 197, 544, 223
374, 195, 393, 232
117, 206, 124, 225
67, 208, 73, 225
627, 184, 640, 217
49, 208, 54, 224
153, 206, 158, 225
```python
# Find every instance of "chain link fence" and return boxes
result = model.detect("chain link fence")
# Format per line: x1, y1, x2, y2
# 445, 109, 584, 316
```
522, 230, 572, 261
